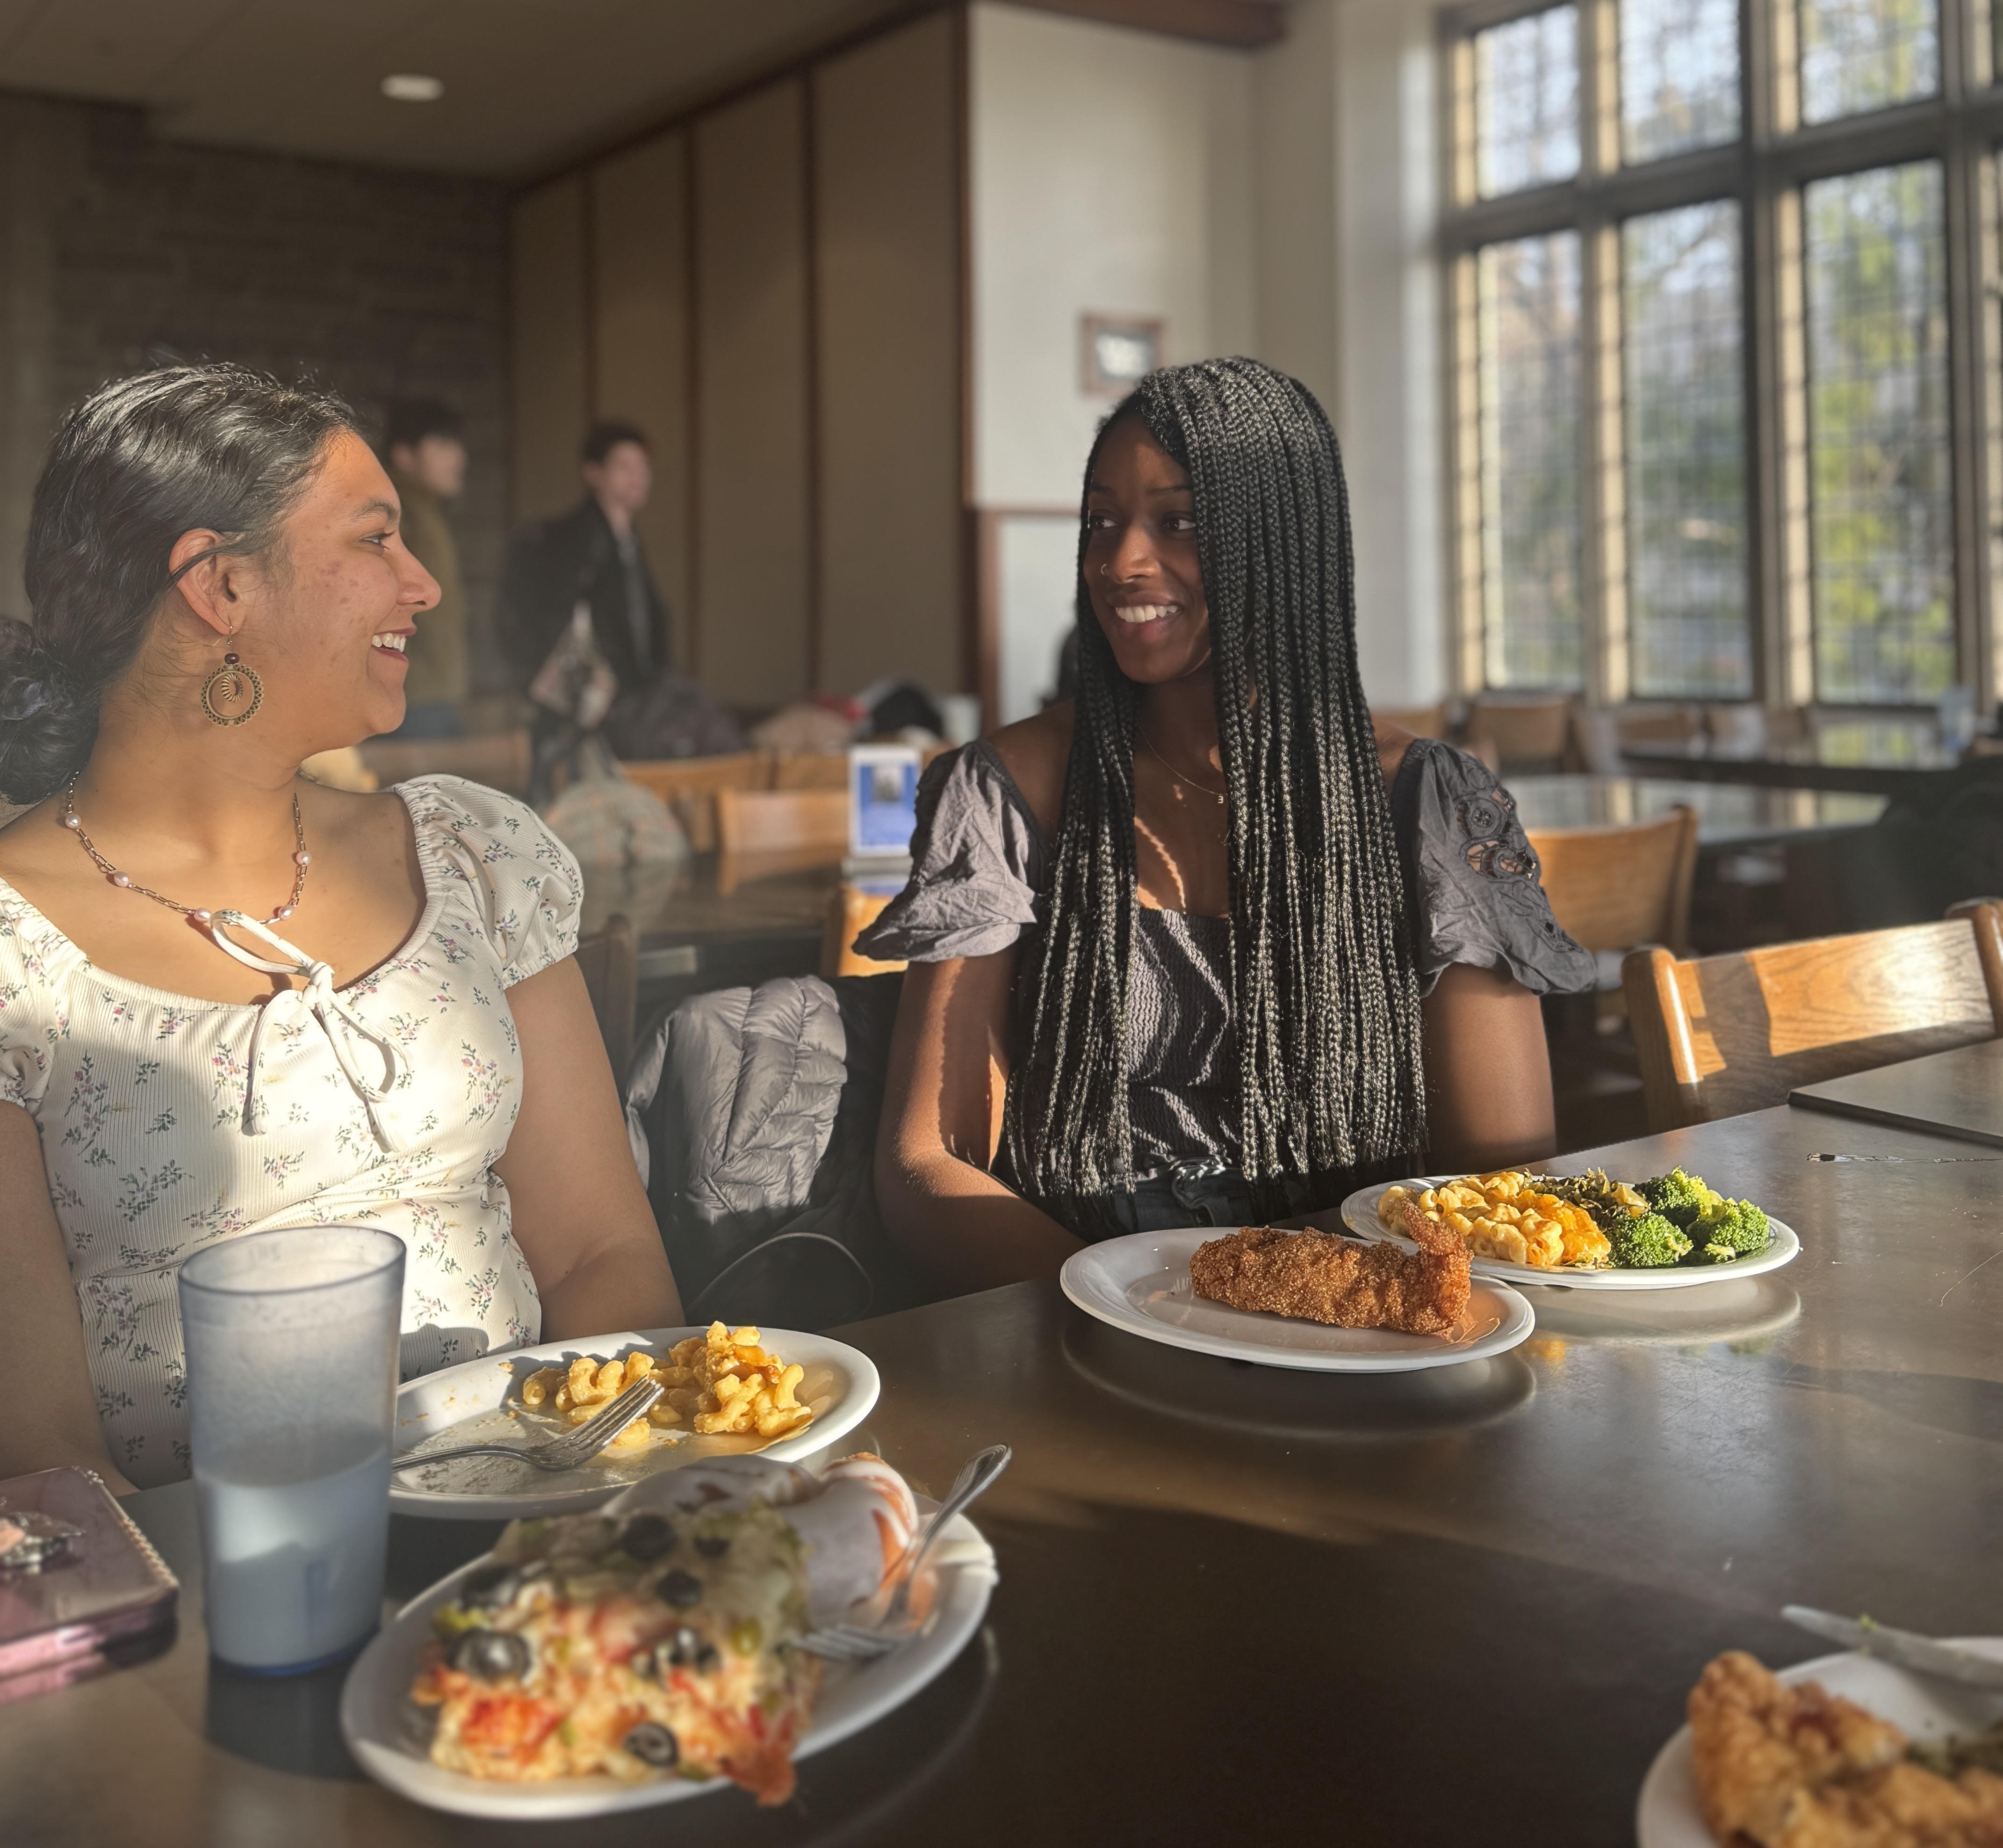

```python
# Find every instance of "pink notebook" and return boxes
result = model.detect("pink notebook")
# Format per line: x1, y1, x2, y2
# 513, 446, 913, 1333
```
0, 1467, 179, 1703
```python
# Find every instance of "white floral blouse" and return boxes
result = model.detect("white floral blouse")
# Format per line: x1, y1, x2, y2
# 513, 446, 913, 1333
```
0, 776, 584, 1488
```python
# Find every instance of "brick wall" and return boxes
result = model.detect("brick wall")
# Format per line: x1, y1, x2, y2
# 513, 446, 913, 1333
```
0, 92, 516, 692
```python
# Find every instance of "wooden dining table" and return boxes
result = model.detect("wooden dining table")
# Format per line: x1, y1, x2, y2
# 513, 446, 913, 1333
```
9, 1101, 2002, 1847
1622, 736, 1962, 795
1792, 1036, 2003, 1149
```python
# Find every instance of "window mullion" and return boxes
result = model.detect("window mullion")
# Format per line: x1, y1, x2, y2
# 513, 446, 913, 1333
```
1946, 125, 1992, 703
1578, 0, 1621, 703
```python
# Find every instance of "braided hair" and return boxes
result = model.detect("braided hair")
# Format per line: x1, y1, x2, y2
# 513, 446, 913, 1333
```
999, 358, 1427, 1231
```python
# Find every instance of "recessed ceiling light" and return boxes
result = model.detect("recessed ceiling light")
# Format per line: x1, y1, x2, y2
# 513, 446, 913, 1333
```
381, 73, 444, 102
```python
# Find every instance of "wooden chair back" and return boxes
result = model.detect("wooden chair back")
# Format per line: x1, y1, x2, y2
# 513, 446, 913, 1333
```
574, 912, 639, 1087
620, 752, 770, 852
1526, 806, 1699, 956
358, 728, 533, 797
771, 751, 850, 791
716, 787, 849, 857
821, 885, 905, 979
1621, 902, 2003, 1131
1467, 696, 1573, 772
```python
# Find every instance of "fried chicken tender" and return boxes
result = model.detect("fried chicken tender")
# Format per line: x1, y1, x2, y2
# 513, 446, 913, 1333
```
1690, 1652, 1908, 1845
1777, 1763, 2003, 1848
1684, 1651, 2003, 1848
1188, 1197, 1472, 1335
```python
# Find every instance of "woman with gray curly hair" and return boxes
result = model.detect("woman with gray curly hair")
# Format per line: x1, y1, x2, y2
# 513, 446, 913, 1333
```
0, 365, 679, 1492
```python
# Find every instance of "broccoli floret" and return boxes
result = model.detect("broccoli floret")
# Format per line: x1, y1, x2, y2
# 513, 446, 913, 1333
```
1609, 1211, 1693, 1268
1682, 1196, 1771, 1263
1642, 1167, 1716, 1224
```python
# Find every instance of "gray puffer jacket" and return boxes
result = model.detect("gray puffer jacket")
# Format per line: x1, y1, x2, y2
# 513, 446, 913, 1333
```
624, 972, 927, 1330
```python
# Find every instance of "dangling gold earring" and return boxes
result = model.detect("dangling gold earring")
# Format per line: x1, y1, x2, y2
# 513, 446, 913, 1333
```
200, 651, 264, 727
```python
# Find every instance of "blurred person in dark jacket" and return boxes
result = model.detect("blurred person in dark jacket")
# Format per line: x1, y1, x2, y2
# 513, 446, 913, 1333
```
382, 398, 469, 739
499, 420, 669, 700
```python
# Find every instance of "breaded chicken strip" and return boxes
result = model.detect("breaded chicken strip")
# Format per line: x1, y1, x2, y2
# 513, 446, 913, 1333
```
1777, 1761, 2003, 1848
1188, 1198, 1471, 1335
1689, 1652, 1907, 1845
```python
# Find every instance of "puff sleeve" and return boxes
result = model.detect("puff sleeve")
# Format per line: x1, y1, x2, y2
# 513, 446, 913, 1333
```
0, 896, 64, 1112
1390, 740, 1596, 997
853, 740, 1048, 963
402, 775, 584, 986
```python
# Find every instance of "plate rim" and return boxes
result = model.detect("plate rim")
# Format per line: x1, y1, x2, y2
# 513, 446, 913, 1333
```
339, 1509, 995, 1820
389, 1325, 881, 1520
1058, 1224, 1536, 1373
1339, 1176, 1801, 1291
1636, 1639, 2003, 1848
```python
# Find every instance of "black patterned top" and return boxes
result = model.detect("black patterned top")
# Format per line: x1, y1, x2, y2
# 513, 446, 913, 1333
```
857, 735, 1593, 1175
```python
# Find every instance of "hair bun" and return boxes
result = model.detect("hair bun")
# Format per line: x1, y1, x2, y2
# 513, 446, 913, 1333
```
0, 621, 94, 804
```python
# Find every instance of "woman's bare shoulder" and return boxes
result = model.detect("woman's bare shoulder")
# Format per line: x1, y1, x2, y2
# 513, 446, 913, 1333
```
987, 704, 1073, 839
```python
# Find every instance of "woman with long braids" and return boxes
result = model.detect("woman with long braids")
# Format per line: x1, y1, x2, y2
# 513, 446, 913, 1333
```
865, 358, 1592, 1288
0, 365, 679, 1491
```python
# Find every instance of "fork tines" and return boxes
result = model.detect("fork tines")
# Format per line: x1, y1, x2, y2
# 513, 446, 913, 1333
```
553, 1377, 663, 1461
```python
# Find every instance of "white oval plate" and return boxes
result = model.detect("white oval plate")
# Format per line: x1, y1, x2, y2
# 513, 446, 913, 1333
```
1059, 1226, 1535, 1372
390, 1327, 880, 1520
1637, 1640, 2003, 1848
340, 1509, 996, 1820
1338, 1177, 1801, 1291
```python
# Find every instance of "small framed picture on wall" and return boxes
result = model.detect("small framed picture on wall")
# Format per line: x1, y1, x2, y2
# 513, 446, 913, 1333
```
1081, 314, 1163, 395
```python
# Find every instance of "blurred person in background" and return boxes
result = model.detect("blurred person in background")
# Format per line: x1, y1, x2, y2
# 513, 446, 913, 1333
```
382, 398, 469, 739
501, 421, 741, 780
499, 420, 669, 706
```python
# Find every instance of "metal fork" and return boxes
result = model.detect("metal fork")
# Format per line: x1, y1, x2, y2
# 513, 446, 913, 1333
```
391, 1378, 664, 1475
798, 1444, 1011, 1662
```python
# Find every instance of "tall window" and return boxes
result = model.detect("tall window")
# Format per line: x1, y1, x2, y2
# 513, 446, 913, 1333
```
1443, 0, 2003, 709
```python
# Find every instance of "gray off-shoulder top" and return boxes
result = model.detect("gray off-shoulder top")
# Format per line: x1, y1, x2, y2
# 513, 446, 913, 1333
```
857, 735, 1593, 1177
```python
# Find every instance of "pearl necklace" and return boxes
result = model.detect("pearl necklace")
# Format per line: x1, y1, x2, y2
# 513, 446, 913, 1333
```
60, 773, 311, 927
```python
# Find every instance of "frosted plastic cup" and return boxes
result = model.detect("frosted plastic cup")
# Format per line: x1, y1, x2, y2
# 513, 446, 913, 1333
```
178, 1226, 404, 1674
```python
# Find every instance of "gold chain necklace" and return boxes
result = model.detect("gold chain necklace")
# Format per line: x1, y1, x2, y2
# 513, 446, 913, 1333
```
1137, 732, 1226, 807
60, 773, 311, 927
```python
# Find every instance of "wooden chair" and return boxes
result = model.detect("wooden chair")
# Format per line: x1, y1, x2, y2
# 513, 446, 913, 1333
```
1527, 806, 1699, 957
620, 752, 770, 852
1621, 902, 2003, 1131
358, 728, 533, 797
1466, 695, 1574, 772
771, 751, 850, 792
716, 787, 849, 857
820, 885, 905, 979
574, 912, 639, 1086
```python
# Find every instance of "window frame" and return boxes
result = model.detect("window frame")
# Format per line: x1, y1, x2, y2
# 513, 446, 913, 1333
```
1438, 0, 2003, 712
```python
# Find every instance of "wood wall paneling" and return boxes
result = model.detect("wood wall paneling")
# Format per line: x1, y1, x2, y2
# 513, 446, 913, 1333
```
591, 132, 693, 670
693, 81, 812, 707
813, 13, 964, 694
509, 176, 590, 522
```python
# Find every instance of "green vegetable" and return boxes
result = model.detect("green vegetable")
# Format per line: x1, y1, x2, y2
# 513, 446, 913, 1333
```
730, 1617, 762, 1657
1642, 1168, 1714, 1224
1638, 1168, 1771, 1264
1686, 1194, 1770, 1262
1607, 1211, 1693, 1268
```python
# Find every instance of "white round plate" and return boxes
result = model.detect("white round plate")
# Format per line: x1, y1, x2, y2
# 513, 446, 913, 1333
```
1637, 1639, 2003, 1848
340, 1509, 996, 1820
1339, 1177, 1801, 1291
390, 1327, 880, 1520
1059, 1226, 1535, 1372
